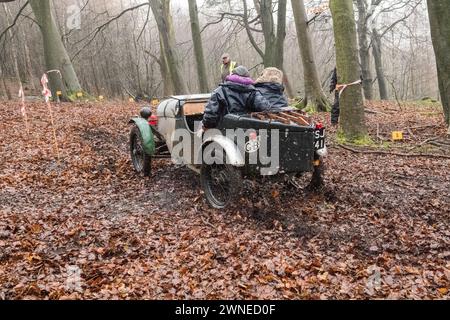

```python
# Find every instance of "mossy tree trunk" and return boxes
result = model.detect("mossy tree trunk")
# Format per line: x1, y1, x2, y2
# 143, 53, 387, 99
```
29, 0, 82, 98
427, 0, 450, 132
188, 0, 209, 93
150, 0, 189, 95
330, 0, 367, 140
291, 0, 330, 112
256, 0, 276, 67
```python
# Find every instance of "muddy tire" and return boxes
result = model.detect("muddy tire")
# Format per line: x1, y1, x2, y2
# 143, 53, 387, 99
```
308, 160, 325, 191
287, 159, 325, 192
200, 143, 242, 209
130, 125, 151, 177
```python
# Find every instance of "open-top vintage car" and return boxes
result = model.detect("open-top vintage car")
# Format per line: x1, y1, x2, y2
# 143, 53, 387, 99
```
129, 94, 327, 208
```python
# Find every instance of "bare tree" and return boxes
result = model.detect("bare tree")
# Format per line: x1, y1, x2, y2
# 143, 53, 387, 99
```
206, 0, 287, 69
0, 63, 12, 99
371, 27, 388, 100
291, 0, 330, 111
188, 0, 209, 93
2, 3, 22, 94
150, 0, 189, 95
29, 0, 82, 98
160, 37, 175, 96
354, 0, 381, 100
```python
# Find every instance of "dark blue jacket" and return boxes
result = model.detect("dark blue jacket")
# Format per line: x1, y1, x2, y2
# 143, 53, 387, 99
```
202, 82, 271, 129
254, 82, 287, 110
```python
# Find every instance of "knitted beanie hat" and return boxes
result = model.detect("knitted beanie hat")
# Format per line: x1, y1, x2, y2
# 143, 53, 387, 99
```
232, 66, 251, 78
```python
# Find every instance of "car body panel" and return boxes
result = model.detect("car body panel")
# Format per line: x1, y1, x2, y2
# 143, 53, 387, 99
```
129, 117, 155, 155
170, 94, 211, 101
201, 135, 245, 167
156, 99, 179, 152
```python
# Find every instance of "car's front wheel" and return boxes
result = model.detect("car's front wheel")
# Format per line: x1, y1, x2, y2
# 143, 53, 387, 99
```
130, 125, 151, 176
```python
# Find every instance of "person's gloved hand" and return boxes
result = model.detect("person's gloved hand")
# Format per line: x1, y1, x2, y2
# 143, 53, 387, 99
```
197, 126, 208, 139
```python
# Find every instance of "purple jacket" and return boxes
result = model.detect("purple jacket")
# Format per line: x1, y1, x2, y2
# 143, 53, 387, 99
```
226, 74, 255, 86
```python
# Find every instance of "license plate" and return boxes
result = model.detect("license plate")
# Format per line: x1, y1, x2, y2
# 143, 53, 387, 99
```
314, 128, 325, 150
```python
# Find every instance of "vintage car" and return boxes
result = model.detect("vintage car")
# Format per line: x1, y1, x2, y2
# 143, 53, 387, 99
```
129, 94, 327, 209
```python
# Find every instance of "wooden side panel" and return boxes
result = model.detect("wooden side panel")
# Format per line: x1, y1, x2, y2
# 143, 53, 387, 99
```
183, 102, 206, 115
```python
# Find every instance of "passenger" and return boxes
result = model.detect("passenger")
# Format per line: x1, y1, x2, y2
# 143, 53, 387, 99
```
202, 66, 271, 130
225, 71, 255, 86
254, 67, 288, 111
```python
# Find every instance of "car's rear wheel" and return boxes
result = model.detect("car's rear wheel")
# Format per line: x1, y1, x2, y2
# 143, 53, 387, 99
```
308, 160, 325, 191
130, 125, 151, 176
288, 159, 325, 191
200, 143, 242, 209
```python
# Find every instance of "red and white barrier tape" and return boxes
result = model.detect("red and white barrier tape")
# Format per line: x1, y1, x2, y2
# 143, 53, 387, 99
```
336, 79, 363, 98
40, 71, 62, 162
40, 70, 62, 102
40, 73, 52, 103
18, 83, 30, 134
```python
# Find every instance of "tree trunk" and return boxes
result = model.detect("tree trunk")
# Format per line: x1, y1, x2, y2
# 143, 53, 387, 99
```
159, 37, 174, 97
427, 0, 450, 130
273, 0, 294, 98
330, 0, 367, 140
0, 64, 12, 100
3, 3, 23, 92
0, 65, 4, 98
90, 57, 100, 96
149, 0, 188, 95
259, 0, 276, 67
273, 0, 287, 69
371, 28, 388, 100
283, 74, 295, 99
29, 0, 82, 98
291, 0, 330, 111
21, 26, 37, 92
355, 0, 373, 101
243, 0, 286, 70
188, 0, 209, 93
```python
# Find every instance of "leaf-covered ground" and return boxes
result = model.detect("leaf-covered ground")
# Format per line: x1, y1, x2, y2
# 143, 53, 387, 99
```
0, 100, 449, 300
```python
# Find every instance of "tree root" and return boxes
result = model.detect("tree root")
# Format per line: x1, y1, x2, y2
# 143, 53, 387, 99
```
337, 144, 450, 159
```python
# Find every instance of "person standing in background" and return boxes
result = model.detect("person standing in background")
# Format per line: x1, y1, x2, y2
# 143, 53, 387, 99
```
220, 53, 239, 83
330, 67, 340, 125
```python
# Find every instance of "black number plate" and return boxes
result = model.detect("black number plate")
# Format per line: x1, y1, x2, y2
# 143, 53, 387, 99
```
314, 128, 325, 150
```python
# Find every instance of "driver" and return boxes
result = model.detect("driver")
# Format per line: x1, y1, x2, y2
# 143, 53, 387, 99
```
201, 66, 272, 130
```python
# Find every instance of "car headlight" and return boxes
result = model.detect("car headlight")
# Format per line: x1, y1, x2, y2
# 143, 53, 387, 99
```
316, 146, 328, 157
